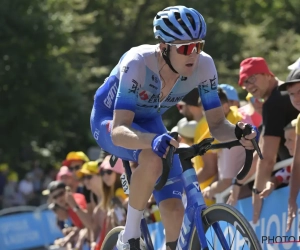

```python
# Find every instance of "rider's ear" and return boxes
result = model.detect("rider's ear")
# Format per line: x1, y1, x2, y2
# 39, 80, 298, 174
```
159, 43, 167, 54
162, 48, 167, 56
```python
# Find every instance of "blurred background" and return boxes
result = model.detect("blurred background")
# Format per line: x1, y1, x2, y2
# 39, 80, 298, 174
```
1, 0, 300, 172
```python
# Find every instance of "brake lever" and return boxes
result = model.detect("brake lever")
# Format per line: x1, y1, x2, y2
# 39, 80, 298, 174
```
195, 137, 214, 155
243, 124, 263, 160
154, 132, 178, 191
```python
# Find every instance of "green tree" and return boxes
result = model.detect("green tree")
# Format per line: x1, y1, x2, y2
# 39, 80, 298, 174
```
1, 0, 300, 167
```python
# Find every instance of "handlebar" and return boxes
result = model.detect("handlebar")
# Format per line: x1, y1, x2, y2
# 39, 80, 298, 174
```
154, 128, 263, 191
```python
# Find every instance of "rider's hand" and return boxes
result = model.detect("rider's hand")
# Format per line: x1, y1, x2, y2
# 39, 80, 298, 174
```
286, 198, 298, 232
235, 122, 259, 150
151, 133, 179, 158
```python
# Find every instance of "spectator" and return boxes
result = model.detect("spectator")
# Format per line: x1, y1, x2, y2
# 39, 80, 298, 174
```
46, 181, 88, 230
96, 156, 126, 249
77, 160, 104, 250
77, 157, 126, 249
219, 83, 240, 107
177, 88, 203, 122
202, 88, 245, 200
63, 151, 90, 193
63, 151, 97, 222
238, 57, 299, 223
259, 120, 297, 199
171, 119, 197, 146
31, 161, 44, 193
277, 68, 300, 231
19, 172, 35, 205
49, 202, 71, 228
76, 161, 102, 205
3, 172, 25, 208
238, 93, 263, 128
57, 166, 74, 186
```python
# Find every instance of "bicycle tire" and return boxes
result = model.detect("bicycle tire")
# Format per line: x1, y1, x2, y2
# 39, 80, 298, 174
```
101, 226, 147, 250
190, 203, 261, 250
100, 226, 124, 250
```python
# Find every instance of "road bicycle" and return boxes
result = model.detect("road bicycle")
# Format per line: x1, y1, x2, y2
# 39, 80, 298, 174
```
101, 127, 262, 250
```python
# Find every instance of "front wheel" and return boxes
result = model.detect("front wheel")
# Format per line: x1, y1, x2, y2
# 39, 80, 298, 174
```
100, 226, 124, 250
190, 203, 262, 250
101, 226, 147, 250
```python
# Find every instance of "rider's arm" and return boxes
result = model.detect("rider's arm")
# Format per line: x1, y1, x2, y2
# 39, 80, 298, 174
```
110, 53, 157, 149
197, 56, 236, 142
112, 110, 157, 149
205, 108, 237, 142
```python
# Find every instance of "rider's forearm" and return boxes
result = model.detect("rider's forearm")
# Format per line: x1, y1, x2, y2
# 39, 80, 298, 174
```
112, 125, 156, 149
210, 118, 236, 142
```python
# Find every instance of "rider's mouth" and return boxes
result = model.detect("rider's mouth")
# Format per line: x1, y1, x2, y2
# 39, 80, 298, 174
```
186, 63, 193, 67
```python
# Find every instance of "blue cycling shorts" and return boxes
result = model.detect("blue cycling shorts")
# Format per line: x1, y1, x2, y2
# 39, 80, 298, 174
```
90, 106, 183, 204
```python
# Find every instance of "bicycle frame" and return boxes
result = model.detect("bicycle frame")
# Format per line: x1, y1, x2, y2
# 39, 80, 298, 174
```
123, 160, 231, 250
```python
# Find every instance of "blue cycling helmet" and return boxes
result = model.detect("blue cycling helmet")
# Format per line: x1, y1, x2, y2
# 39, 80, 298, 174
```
153, 6, 207, 43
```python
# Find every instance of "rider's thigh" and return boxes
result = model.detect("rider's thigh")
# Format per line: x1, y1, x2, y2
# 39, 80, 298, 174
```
138, 149, 164, 181
90, 107, 168, 162
90, 107, 145, 161
152, 154, 183, 204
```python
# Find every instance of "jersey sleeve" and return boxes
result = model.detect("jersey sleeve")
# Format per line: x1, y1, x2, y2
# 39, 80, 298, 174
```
114, 52, 146, 112
196, 54, 221, 111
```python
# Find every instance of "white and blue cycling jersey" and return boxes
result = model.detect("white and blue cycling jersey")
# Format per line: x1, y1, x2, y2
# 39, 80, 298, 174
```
93, 45, 220, 122
90, 44, 221, 204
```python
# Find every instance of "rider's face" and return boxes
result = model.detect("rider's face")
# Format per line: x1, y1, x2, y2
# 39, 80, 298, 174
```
162, 40, 201, 77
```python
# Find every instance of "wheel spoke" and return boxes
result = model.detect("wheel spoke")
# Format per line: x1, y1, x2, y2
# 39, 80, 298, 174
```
194, 204, 261, 250
229, 226, 237, 249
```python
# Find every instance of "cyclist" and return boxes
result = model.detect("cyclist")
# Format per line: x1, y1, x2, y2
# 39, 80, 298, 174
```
90, 5, 257, 250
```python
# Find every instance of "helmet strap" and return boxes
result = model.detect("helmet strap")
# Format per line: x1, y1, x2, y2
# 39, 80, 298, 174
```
162, 45, 178, 74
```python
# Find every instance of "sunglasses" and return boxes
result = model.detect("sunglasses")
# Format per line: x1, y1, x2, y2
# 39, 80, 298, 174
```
69, 165, 81, 172
100, 169, 113, 176
166, 41, 205, 56
52, 190, 65, 199
244, 75, 257, 86
82, 175, 93, 180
